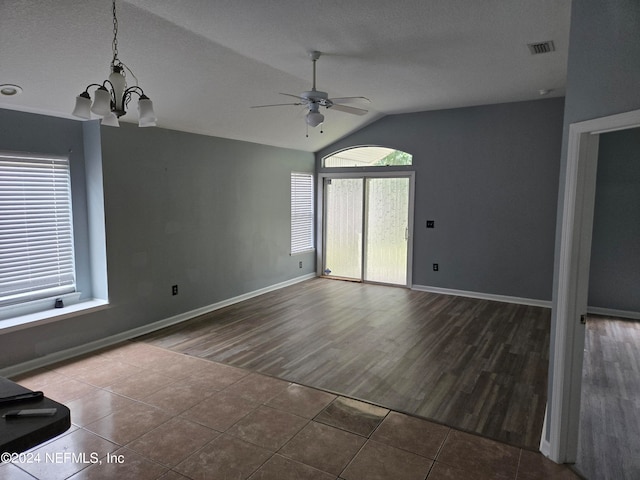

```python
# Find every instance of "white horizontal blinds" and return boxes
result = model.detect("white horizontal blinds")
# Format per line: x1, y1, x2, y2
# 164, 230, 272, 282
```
0, 151, 76, 307
291, 172, 314, 254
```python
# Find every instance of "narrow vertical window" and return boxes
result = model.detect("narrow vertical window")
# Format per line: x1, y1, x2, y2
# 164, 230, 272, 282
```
0, 151, 76, 307
290, 172, 314, 254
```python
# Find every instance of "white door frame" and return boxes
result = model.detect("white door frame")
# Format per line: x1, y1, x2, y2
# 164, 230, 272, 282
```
317, 171, 415, 287
544, 109, 640, 463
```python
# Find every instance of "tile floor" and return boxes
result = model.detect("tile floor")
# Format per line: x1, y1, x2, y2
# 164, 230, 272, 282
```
2, 341, 581, 480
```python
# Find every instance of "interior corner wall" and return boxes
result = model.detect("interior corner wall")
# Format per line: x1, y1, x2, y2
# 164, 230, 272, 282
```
0, 112, 314, 368
317, 97, 564, 301
82, 120, 109, 301
547, 0, 640, 443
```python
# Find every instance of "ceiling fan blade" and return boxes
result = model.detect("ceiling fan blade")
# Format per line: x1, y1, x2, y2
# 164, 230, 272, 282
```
250, 102, 302, 108
328, 104, 368, 116
328, 96, 371, 104
279, 93, 306, 101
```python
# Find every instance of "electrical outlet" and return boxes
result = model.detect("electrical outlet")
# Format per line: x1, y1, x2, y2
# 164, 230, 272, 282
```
299, 261, 303, 268
172, 285, 178, 295
433, 263, 439, 271
426, 220, 435, 228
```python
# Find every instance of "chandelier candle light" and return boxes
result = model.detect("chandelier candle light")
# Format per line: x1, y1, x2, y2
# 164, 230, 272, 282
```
72, 0, 156, 127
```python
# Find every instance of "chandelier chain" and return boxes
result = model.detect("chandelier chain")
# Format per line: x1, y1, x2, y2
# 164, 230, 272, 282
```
111, 0, 119, 66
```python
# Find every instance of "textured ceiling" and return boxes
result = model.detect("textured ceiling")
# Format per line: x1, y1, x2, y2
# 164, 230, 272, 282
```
0, 0, 571, 152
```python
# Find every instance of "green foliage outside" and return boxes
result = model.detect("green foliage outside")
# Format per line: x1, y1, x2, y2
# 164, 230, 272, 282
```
373, 150, 412, 166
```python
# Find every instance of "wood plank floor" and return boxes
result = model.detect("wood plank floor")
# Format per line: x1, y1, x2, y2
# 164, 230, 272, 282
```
576, 316, 640, 480
138, 278, 550, 450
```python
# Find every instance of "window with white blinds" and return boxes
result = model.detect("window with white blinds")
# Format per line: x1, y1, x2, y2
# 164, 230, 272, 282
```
0, 151, 76, 307
290, 172, 314, 254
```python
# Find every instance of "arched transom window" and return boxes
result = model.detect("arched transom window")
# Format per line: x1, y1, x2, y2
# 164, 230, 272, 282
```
323, 146, 412, 168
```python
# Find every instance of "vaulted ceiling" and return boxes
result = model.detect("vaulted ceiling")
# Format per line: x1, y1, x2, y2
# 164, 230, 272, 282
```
0, 0, 571, 152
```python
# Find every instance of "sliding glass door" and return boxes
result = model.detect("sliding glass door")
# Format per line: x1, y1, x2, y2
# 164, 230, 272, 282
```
364, 177, 410, 284
323, 178, 364, 279
322, 174, 412, 286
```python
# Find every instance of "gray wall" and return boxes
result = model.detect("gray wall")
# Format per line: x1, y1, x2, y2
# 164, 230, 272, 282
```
317, 98, 564, 301
589, 128, 640, 313
0, 109, 314, 368
547, 0, 640, 443
100, 123, 315, 309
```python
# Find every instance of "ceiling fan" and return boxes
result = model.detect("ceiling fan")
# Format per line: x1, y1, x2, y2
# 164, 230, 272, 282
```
251, 51, 370, 129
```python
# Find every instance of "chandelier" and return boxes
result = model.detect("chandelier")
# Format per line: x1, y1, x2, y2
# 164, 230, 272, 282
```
72, 0, 156, 127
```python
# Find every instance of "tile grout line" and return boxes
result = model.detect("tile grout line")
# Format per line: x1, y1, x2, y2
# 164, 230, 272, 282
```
336, 431, 371, 479
425, 426, 453, 477
243, 388, 315, 479
514, 447, 523, 480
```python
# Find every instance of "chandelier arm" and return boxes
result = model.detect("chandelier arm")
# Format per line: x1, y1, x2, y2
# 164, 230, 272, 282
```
120, 86, 147, 113
123, 85, 146, 98
81, 83, 107, 95
100, 79, 118, 105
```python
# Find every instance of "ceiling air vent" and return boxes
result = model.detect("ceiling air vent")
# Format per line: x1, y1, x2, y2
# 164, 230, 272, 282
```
528, 41, 555, 55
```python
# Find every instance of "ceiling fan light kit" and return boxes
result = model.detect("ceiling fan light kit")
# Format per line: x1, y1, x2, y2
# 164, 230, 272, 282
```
305, 104, 324, 127
72, 0, 156, 127
251, 51, 369, 133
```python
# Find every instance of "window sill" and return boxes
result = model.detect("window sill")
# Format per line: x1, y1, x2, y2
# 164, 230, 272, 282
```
0, 299, 109, 334
290, 248, 316, 256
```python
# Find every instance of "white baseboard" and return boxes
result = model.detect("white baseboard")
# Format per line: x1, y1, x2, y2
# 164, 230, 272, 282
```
411, 284, 552, 308
411, 285, 639, 319
0, 273, 316, 378
587, 306, 640, 321
539, 404, 551, 457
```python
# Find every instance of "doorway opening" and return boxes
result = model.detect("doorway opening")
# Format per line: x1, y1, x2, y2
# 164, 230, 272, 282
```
545, 109, 640, 466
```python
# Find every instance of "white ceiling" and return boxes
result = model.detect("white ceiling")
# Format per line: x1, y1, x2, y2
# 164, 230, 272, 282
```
0, 0, 571, 153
